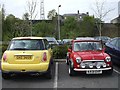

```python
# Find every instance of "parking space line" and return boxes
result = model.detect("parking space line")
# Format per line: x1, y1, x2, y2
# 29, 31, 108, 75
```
54, 62, 58, 89
113, 69, 120, 74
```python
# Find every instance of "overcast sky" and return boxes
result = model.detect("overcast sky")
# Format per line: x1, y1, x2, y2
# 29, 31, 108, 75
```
0, 0, 119, 23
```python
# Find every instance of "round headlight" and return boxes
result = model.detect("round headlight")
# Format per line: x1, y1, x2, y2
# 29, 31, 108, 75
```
105, 57, 111, 62
76, 57, 81, 63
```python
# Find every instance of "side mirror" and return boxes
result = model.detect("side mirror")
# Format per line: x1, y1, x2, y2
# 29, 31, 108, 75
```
68, 48, 72, 52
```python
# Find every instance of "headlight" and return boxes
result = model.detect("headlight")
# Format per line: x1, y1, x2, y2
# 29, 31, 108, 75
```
76, 57, 81, 63
105, 57, 111, 62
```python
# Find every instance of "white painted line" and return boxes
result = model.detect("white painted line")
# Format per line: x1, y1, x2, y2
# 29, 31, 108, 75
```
54, 62, 58, 89
113, 69, 120, 74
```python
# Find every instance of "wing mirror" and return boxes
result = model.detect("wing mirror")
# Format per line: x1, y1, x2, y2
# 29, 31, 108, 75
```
68, 48, 72, 52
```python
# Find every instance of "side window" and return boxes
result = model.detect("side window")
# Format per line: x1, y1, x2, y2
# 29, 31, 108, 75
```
115, 39, 120, 48
43, 39, 49, 49
110, 39, 117, 46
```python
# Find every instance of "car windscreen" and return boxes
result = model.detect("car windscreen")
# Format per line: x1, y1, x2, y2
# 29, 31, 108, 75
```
8, 39, 45, 50
74, 42, 102, 51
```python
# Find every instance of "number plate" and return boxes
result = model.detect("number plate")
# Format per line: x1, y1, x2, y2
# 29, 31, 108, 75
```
86, 70, 102, 74
16, 56, 32, 60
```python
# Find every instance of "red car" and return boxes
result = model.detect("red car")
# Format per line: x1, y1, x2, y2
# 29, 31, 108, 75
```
66, 39, 113, 76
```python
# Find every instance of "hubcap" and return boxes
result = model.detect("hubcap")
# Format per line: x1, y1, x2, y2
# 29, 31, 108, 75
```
69, 66, 71, 74
66, 59, 67, 64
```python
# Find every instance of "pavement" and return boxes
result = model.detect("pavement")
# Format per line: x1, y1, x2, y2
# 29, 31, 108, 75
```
0, 60, 120, 89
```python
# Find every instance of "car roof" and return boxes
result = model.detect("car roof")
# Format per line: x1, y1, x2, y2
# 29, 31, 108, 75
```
76, 37, 94, 40
73, 39, 101, 42
12, 37, 44, 40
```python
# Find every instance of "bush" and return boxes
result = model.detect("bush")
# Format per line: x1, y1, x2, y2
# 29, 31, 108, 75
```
0, 44, 8, 58
53, 45, 68, 59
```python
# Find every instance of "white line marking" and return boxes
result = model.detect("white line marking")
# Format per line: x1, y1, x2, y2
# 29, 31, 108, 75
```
113, 69, 120, 74
54, 62, 58, 89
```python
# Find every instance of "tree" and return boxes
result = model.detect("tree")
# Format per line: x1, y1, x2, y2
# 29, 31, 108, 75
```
3, 14, 31, 41
26, 0, 38, 36
92, 0, 114, 37
47, 9, 57, 20
33, 21, 55, 37
61, 17, 79, 39
22, 12, 29, 20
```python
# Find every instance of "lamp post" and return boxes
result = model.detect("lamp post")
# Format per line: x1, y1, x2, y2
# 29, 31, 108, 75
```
58, 5, 61, 40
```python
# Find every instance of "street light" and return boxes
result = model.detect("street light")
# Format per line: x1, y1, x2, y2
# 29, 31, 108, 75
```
58, 5, 61, 40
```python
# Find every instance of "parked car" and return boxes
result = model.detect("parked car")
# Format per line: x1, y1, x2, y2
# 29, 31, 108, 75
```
105, 37, 120, 64
62, 39, 73, 45
1, 37, 53, 79
66, 39, 113, 76
94, 36, 111, 44
44, 37, 59, 47
76, 37, 94, 40
57, 40, 63, 45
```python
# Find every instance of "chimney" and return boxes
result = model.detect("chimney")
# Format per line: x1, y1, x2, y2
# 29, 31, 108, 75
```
78, 10, 79, 15
86, 12, 89, 15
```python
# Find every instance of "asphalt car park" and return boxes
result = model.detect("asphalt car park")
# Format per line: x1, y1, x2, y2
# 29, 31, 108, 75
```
0, 60, 120, 89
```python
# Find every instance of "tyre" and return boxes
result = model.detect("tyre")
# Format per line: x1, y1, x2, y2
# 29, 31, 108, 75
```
69, 62, 75, 76
107, 68, 113, 75
66, 57, 69, 65
2, 72, 10, 79
45, 66, 52, 79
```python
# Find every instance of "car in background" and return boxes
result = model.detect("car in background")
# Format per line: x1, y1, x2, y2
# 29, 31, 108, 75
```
76, 37, 94, 40
57, 40, 63, 45
62, 39, 73, 45
1, 37, 53, 79
94, 36, 111, 44
66, 39, 113, 76
105, 37, 120, 64
44, 37, 59, 47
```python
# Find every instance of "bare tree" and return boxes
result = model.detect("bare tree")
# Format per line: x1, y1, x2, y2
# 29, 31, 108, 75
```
92, 0, 114, 37
26, 0, 38, 36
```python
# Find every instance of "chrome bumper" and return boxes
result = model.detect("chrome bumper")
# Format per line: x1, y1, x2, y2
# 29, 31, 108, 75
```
74, 67, 112, 71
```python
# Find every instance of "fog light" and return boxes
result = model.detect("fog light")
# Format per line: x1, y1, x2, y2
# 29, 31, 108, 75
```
103, 63, 106, 67
81, 63, 85, 68
89, 64, 93, 68
96, 65, 101, 69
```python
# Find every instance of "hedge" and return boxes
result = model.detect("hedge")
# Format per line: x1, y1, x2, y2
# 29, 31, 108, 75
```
53, 45, 68, 59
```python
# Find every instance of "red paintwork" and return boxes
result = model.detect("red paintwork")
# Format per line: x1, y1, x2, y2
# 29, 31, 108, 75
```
68, 40, 112, 69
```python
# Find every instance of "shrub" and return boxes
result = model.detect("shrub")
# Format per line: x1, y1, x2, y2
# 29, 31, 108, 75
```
53, 45, 68, 59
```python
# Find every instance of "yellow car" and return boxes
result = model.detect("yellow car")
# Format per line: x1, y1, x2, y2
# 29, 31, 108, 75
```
1, 37, 53, 79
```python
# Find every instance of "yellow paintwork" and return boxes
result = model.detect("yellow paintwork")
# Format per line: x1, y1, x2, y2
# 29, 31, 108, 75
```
1, 37, 53, 73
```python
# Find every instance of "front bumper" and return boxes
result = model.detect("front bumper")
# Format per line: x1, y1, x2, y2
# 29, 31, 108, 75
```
74, 67, 112, 71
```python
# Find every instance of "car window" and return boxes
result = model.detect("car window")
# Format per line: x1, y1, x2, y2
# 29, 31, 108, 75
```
8, 39, 45, 50
115, 39, 120, 48
74, 42, 102, 51
43, 39, 49, 49
110, 39, 117, 46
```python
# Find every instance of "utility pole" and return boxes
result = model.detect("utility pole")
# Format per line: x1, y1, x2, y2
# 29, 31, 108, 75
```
58, 5, 61, 40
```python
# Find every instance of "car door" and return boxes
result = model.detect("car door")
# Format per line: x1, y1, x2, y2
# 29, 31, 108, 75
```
105, 38, 117, 58
114, 38, 120, 60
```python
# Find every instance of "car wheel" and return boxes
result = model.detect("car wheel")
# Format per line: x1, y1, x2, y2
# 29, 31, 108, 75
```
107, 68, 113, 75
2, 72, 10, 79
45, 66, 52, 79
66, 57, 69, 65
69, 63, 75, 76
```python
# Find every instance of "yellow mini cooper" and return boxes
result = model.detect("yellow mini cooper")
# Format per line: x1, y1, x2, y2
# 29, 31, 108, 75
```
1, 37, 53, 79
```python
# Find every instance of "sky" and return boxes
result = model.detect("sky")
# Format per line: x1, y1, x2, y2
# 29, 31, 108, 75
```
0, 0, 120, 23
